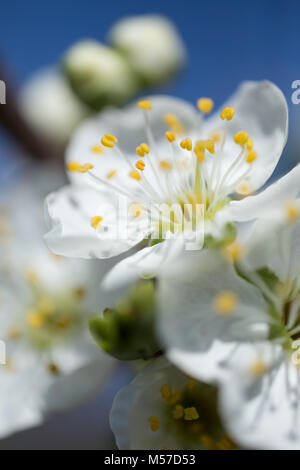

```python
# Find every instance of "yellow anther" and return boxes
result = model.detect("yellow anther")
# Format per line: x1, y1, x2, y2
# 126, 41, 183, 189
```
235, 179, 253, 196
56, 317, 71, 329
136, 143, 150, 157
104, 133, 118, 143
194, 140, 206, 152
148, 416, 160, 432
187, 378, 196, 390
210, 130, 222, 143
223, 241, 245, 262
90, 216, 103, 230
213, 291, 238, 315
164, 113, 184, 136
180, 138, 192, 151
220, 106, 236, 121
194, 142, 205, 162
160, 160, 173, 170
197, 97, 214, 114
161, 384, 172, 401
246, 137, 253, 151
165, 131, 176, 142
7, 327, 21, 340
184, 407, 199, 421
138, 99, 152, 110
135, 160, 146, 171
234, 131, 249, 146
249, 358, 268, 377
286, 201, 300, 222
73, 286, 87, 299
129, 170, 142, 181
67, 161, 94, 173
67, 161, 81, 172
101, 137, 115, 148
129, 203, 145, 218
48, 363, 60, 375
81, 163, 94, 173
106, 169, 117, 179
246, 150, 258, 164
204, 139, 215, 154
141, 143, 150, 154
27, 311, 45, 328
91, 145, 103, 154
172, 404, 184, 420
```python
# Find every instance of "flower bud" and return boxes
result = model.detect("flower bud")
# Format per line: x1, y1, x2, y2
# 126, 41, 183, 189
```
63, 40, 138, 110
108, 15, 187, 86
89, 281, 161, 360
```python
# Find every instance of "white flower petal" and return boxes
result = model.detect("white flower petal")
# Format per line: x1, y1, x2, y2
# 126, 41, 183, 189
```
203, 80, 288, 190
226, 164, 300, 222
158, 249, 267, 382
45, 185, 148, 259
219, 343, 300, 450
103, 238, 185, 290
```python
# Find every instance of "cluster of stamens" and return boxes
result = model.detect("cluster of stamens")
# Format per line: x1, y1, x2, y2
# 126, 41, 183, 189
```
148, 377, 236, 450
66, 96, 260, 236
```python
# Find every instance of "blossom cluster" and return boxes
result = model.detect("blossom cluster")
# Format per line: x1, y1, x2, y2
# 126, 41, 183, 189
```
2, 74, 299, 449
41, 78, 300, 450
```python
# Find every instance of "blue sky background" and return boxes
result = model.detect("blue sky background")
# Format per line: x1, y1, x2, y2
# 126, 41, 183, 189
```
0, 0, 300, 448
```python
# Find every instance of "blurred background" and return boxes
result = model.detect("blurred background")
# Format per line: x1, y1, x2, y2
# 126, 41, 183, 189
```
0, 0, 300, 449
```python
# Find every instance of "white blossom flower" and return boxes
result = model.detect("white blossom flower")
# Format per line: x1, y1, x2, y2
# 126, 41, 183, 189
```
45, 81, 288, 288
19, 67, 89, 144
108, 14, 187, 85
110, 357, 236, 450
158, 193, 300, 449
0, 166, 115, 439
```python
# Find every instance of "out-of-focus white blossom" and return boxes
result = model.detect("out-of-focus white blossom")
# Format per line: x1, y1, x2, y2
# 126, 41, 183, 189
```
0, 165, 115, 439
110, 357, 236, 450
19, 68, 89, 144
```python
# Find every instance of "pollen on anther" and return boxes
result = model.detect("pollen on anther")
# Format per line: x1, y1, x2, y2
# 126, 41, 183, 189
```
234, 131, 248, 146
249, 358, 268, 377
160, 160, 173, 170
164, 113, 184, 136
213, 291, 238, 315
106, 169, 117, 179
197, 97, 214, 114
138, 99, 152, 110
67, 161, 94, 173
223, 241, 245, 262
220, 106, 235, 121
129, 170, 142, 181
165, 131, 176, 142
101, 134, 117, 148
285, 201, 300, 222
90, 216, 103, 230
148, 416, 160, 432
136, 143, 150, 157
246, 150, 258, 164
180, 138, 192, 151
184, 407, 199, 421
91, 145, 104, 154
27, 311, 45, 328
136, 160, 146, 171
